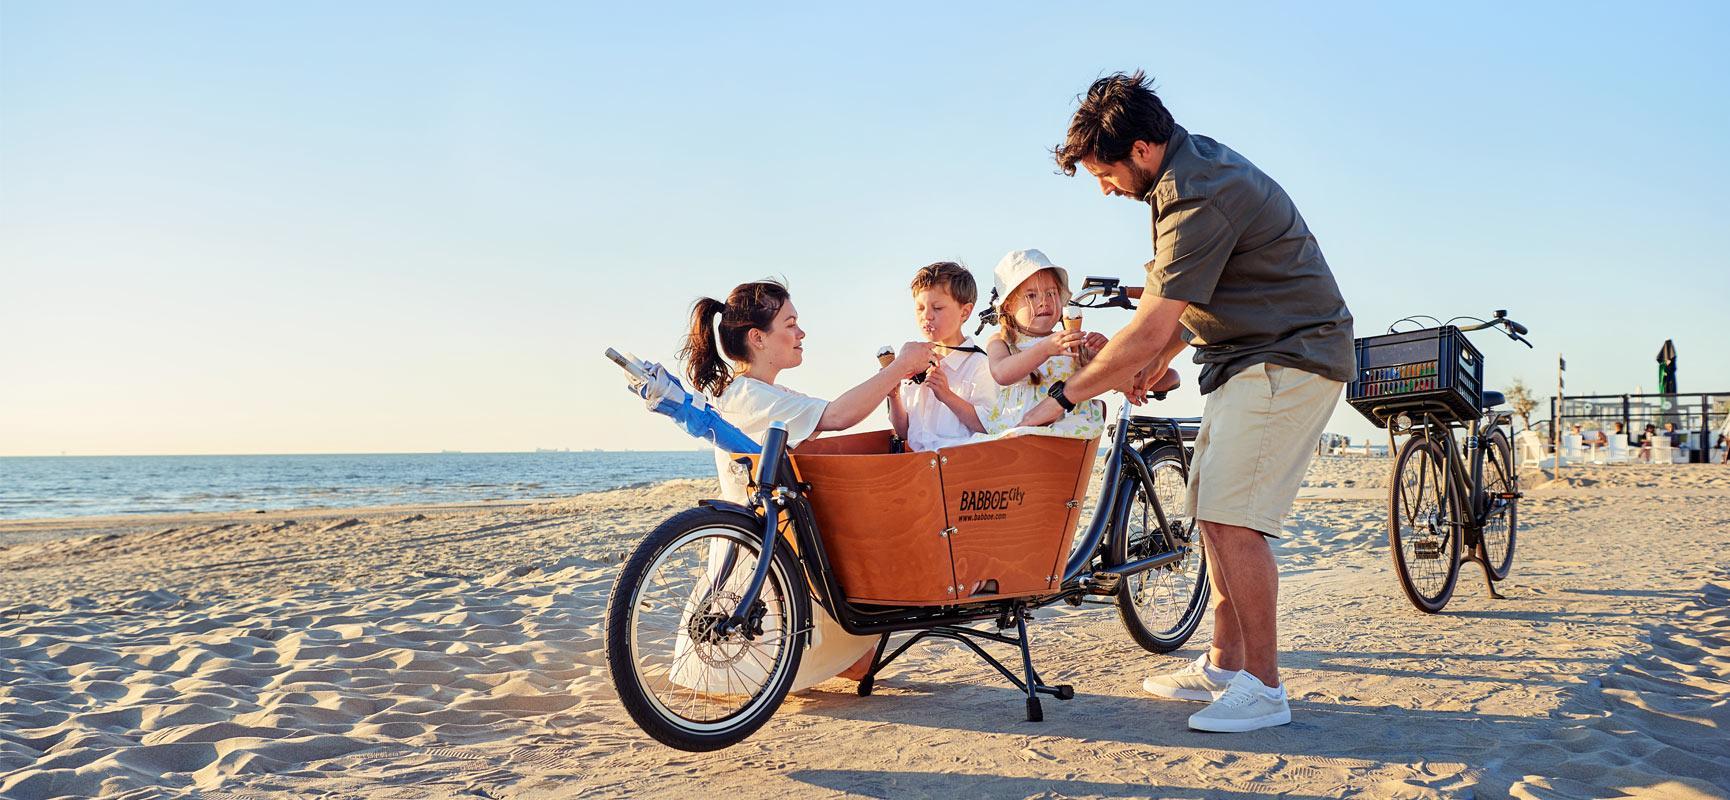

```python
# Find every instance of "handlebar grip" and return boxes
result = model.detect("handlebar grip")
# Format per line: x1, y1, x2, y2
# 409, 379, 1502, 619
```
1121, 286, 1144, 300
1507, 320, 1529, 335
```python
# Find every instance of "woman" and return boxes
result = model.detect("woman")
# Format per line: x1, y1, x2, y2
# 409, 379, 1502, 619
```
679, 279, 933, 691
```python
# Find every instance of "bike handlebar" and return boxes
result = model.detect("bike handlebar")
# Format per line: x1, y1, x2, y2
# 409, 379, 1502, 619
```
1071, 277, 1142, 310
1445, 311, 1534, 349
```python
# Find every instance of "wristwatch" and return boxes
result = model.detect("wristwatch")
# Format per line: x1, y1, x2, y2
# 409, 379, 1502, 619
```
1047, 380, 1077, 413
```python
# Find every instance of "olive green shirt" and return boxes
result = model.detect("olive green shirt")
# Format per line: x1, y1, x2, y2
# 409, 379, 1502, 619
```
1144, 125, 1355, 394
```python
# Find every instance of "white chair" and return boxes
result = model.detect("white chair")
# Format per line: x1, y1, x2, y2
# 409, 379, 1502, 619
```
1605, 433, 1631, 464
1649, 436, 1673, 464
1561, 434, 1584, 465
1514, 430, 1548, 468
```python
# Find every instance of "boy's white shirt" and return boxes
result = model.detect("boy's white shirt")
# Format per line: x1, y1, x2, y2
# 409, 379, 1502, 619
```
898, 337, 997, 452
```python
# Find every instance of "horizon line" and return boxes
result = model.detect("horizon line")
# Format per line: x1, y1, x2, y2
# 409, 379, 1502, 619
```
0, 449, 711, 459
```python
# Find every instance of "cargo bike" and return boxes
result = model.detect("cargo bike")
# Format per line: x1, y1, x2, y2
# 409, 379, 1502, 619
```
603, 277, 1209, 751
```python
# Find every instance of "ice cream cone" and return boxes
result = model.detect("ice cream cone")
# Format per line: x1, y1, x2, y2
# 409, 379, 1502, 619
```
876, 346, 895, 369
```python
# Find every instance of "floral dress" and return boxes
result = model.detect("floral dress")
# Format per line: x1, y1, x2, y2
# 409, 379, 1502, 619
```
979, 334, 1107, 440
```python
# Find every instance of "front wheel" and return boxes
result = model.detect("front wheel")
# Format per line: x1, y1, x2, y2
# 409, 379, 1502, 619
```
1478, 429, 1518, 581
604, 506, 808, 751
1389, 436, 1462, 613
1111, 444, 1209, 652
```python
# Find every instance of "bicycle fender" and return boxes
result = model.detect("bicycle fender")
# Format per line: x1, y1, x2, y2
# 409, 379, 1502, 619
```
697, 499, 761, 519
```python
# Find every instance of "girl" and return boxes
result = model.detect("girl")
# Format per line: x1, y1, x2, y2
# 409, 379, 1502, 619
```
979, 249, 1109, 438
680, 279, 933, 691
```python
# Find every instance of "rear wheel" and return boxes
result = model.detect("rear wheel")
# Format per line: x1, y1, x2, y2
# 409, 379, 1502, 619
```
1478, 429, 1518, 581
604, 507, 807, 751
1111, 445, 1209, 652
1389, 435, 1462, 613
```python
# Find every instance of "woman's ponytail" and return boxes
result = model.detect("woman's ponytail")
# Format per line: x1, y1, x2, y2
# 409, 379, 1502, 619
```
677, 280, 790, 397
680, 297, 730, 397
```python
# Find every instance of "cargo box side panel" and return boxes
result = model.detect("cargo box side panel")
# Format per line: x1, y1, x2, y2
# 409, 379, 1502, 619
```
1045, 436, 1100, 588
940, 435, 1089, 600
794, 430, 896, 457
791, 451, 957, 605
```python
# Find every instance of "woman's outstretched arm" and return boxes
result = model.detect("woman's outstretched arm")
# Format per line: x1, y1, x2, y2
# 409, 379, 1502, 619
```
819, 341, 935, 431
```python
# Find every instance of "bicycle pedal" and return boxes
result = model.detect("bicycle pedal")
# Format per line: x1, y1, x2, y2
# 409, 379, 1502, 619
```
1413, 540, 1443, 560
1082, 571, 1123, 595
1493, 492, 1520, 500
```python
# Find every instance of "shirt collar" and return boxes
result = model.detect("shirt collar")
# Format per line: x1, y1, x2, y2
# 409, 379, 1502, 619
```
940, 337, 979, 366
1142, 123, 1189, 203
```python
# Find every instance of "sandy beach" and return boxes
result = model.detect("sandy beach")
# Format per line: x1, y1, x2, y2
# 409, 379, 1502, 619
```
2, 458, 1726, 799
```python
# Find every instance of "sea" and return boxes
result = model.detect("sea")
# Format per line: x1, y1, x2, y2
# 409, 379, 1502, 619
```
0, 451, 715, 521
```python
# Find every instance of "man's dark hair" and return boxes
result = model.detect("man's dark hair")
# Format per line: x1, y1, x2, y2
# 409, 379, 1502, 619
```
1053, 71, 1175, 176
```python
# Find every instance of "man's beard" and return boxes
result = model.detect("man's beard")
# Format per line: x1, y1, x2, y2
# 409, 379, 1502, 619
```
1123, 161, 1156, 200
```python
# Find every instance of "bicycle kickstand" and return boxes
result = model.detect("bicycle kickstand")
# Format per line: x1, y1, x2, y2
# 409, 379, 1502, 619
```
1481, 565, 1507, 600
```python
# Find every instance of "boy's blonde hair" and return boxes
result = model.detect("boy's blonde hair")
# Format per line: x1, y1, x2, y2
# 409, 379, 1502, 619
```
910, 261, 977, 305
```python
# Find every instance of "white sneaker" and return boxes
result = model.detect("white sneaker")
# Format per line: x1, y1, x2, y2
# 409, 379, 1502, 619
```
1142, 653, 1231, 702
1187, 670, 1291, 732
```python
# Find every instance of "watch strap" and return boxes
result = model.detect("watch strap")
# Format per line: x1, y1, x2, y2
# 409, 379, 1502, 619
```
1048, 380, 1077, 413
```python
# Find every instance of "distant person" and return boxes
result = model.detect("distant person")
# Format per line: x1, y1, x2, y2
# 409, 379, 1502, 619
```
886, 262, 995, 451
1662, 422, 1684, 448
1637, 424, 1657, 461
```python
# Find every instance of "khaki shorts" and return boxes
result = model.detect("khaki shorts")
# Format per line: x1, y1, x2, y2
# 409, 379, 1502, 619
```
1188, 363, 1344, 536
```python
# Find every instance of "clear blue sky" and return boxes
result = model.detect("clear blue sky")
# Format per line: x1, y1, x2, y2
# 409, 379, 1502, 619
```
3, 2, 1726, 455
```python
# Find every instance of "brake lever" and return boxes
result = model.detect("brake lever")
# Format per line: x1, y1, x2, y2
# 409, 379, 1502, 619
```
1510, 331, 1533, 349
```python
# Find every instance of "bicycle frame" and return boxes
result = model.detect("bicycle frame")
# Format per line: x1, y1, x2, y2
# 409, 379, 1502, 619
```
1404, 407, 1514, 523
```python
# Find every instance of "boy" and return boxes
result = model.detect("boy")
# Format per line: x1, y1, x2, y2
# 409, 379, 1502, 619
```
888, 262, 997, 451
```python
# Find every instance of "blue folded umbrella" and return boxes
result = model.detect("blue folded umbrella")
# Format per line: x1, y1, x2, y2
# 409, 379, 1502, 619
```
608, 349, 761, 455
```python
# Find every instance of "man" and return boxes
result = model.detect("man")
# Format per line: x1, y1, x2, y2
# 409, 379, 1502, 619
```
1019, 72, 1354, 732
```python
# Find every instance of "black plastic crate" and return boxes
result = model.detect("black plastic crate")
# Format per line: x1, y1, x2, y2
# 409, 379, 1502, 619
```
1347, 326, 1484, 427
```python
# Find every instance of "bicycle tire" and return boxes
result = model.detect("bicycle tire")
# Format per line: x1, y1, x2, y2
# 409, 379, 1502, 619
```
1110, 444, 1209, 652
604, 506, 808, 751
1389, 435, 1462, 613
1478, 429, 1517, 581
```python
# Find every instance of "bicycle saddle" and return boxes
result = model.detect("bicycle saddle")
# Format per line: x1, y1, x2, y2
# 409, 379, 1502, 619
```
1148, 368, 1181, 398
1481, 390, 1505, 409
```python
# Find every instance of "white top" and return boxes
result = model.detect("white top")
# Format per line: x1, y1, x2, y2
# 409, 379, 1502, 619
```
698, 374, 875, 692
708, 376, 828, 503
897, 338, 997, 452
978, 334, 1106, 441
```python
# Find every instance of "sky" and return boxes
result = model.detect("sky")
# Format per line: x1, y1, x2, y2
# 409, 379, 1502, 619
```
3, 2, 1727, 456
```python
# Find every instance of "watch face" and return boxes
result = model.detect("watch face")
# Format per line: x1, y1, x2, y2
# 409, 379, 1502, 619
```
1048, 381, 1071, 409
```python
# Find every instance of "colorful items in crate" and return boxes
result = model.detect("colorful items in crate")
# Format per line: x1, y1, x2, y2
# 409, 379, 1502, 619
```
1359, 361, 1439, 396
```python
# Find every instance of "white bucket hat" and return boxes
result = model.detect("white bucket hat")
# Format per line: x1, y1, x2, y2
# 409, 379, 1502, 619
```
991, 249, 1070, 314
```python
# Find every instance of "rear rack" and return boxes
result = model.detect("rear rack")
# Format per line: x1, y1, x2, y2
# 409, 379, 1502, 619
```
1125, 415, 1200, 445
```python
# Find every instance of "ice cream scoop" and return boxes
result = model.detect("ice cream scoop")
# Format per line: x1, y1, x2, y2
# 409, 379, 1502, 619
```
1062, 306, 1083, 333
